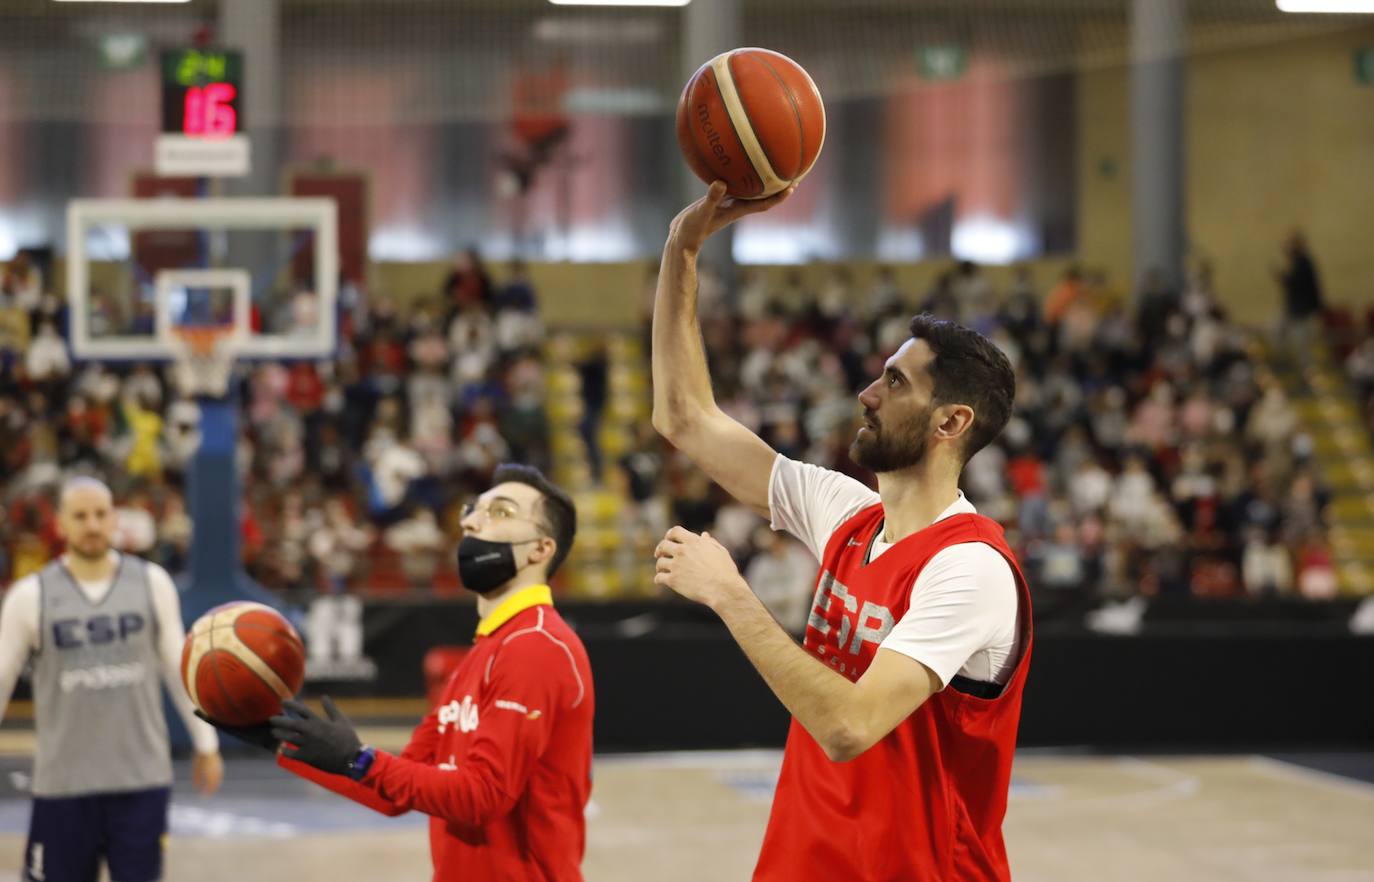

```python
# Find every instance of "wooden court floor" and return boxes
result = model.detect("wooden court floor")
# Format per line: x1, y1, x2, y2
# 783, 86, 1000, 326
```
1, 748, 1371, 881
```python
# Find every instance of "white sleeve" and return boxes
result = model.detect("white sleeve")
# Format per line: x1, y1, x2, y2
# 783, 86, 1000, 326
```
0, 577, 41, 726
148, 565, 219, 754
767, 456, 881, 561
877, 543, 1019, 689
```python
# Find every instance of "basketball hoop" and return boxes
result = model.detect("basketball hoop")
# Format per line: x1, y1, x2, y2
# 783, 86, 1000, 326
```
171, 326, 238, 399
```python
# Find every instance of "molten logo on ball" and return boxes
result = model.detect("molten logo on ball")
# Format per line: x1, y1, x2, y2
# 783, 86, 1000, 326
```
696, 103, 732, 166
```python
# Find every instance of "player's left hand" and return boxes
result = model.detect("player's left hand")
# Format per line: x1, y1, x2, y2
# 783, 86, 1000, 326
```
192, 751, 224, 796
654, 526, 746, 608
270, 697, 362, 775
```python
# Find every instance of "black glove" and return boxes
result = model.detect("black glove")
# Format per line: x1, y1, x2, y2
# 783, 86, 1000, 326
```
194, 709, 280, 753
270, 697, 362, 775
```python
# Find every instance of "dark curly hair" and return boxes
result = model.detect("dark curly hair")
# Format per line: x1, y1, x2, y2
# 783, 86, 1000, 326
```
908, 314, 1016, 464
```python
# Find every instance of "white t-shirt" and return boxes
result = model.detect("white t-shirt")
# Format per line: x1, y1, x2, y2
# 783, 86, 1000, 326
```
768, 456, 1021, 688
0, 553, 219, 754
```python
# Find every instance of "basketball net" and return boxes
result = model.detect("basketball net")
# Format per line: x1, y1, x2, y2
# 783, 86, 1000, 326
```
170, 326, 237, 399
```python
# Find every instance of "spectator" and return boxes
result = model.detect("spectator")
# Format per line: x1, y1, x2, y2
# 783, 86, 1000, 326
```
364, 431, 427, 523
575, 339, 609, 481
309, 498, 375, 593
448, 303, 496, 396
495, 259, 538, 313
157, 492, 193, 573
950, 261, 995, 328
1043, 265, 1083, 325
240, 495, 265, 566
1135, 268, 1179, 343
267, 490, 315, 589
867, 265, 905, 316
1, 252, 42, 310
499, 355, 551, 471
405, 310, 447, 370
743, 527, 818, 635
407, 366, 453, 463
363, 331, 407, 398
285, 362, 325, 416
58, 395, 106, 473
443, 246, 492, 312
455, 396, 511, 487
1110, 454, 1158, 533
1069, 457, 1114, 518
289, 287, 321, 336
0, 297, 30, 369
112, 488, 158, 555
619, 423, 664, 505
711, 497, 763, 561
122, 363, 164, 411
7, 500, 54, 581
122, 393, 164, 480
1273, 230, 1324, 363
1245, 374, 1298, 453
1241, 527, 1293, 597
384, 506, 448, 584
25, 320, 70, 384
309, 422, 353, 491
162, 397, 201, 476
736, 267, 773, 321
817, 265, 855, 321
1295, 531, 1337, 599
1031, 521, 1087, 595
671, 470, 718, 537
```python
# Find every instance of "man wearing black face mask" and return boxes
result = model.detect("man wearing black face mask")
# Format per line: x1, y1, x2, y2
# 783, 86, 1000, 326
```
200, 464, 592, 882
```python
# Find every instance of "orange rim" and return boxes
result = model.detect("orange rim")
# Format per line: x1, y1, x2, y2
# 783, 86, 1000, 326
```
172, 326, 232, 357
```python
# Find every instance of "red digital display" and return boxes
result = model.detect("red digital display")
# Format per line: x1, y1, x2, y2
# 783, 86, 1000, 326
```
162, 49, 243, 138
183, 83, 239, 137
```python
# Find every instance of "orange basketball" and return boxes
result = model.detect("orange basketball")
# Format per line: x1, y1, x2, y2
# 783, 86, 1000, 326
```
676, 48, 825, 199
181, 601, 306, 727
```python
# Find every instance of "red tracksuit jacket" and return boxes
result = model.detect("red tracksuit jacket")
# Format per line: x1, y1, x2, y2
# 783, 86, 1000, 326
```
282, 586, 594, 882
754, 506, 1033, 882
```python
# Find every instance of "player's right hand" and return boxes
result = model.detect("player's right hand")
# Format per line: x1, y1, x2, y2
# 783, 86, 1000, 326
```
194, 709, 280, 754
667, 180, 795, 255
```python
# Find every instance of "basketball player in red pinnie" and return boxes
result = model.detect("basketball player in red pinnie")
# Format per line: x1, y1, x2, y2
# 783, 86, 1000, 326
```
650, 183, 1032, 882
200, 464, 594, 882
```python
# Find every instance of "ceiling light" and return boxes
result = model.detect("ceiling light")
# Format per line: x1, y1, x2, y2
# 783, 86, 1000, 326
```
1277, 1, 1374, 12
547, 0, 690, 7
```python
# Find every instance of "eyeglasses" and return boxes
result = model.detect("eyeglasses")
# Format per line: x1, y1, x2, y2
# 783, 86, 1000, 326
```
462, 498, 522, 522
461, 499, 546, 537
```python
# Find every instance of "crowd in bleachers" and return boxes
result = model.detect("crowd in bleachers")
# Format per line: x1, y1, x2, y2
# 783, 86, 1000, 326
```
635, 258, 1339, 619
1332, 311, 1374, 440
0, 247, 1342, 607
0, 249, 548, 596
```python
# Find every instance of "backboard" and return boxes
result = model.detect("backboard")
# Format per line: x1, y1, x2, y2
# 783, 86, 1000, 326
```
66, 196, 339, 362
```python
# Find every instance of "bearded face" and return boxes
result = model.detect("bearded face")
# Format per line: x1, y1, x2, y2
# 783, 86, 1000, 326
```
850, 400, 935, 473
58, 488, 115, 562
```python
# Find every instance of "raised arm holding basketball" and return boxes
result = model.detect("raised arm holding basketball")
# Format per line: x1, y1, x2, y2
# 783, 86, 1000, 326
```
651, 182, 940, 762
650, 180, 792, 517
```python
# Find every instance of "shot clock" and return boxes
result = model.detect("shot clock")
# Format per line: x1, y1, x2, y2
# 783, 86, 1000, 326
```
162, 48, 243, 139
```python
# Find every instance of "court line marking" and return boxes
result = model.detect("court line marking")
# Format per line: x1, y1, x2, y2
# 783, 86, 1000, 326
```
1023, 756, 1201, 814
595, 749, 784, 770
594, 752, 1203, 814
